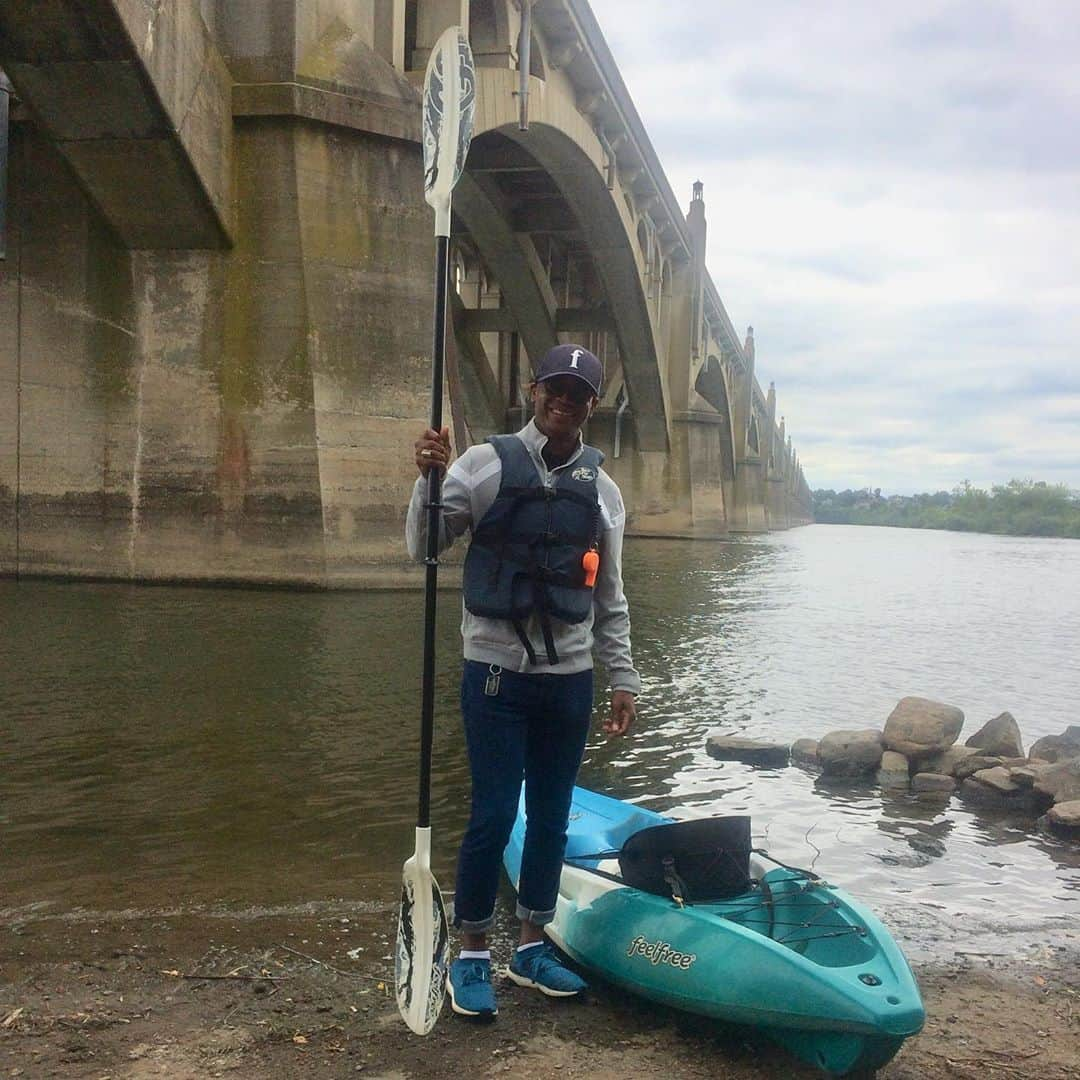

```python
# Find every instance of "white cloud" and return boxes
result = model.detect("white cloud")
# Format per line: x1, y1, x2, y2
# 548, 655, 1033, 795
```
588, 0, 1080, 493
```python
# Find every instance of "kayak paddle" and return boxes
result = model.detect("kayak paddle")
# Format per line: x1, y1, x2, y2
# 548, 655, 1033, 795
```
394, 24, 476, 1037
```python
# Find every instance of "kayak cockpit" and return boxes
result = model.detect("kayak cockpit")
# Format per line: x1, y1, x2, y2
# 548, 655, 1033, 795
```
568, 852, 878, 967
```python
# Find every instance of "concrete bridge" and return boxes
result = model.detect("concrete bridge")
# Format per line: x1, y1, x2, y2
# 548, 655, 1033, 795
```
0, 0, 811, 587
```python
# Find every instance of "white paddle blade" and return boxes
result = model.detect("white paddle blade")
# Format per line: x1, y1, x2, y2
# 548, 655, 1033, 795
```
395, 827, 449, 1035
422, 25, 477, 235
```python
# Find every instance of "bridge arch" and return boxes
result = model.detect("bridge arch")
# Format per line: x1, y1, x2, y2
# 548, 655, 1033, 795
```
636, 219, 649, 259
449, 63, 669, 452
694, 354, 737, 484
747, 413, 760, 456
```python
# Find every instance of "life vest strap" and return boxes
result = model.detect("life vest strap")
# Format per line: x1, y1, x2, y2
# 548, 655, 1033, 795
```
537, 605, 560, 665
511, 618, 539, 665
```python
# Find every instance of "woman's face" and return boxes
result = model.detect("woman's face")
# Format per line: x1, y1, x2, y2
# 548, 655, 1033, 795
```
531, 376, 597, 441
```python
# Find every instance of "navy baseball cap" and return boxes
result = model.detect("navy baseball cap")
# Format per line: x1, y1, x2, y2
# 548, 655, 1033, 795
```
533, 344, 603, 397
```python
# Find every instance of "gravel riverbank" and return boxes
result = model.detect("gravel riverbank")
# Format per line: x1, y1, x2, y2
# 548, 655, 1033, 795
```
2, 902, 1077, 1079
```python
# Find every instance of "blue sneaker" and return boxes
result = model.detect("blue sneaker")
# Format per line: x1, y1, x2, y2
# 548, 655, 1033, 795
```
447, 957, 498, 1018
507, 943, 587, 997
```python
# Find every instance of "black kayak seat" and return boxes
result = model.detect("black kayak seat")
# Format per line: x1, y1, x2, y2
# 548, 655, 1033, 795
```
617, 816, 753, 902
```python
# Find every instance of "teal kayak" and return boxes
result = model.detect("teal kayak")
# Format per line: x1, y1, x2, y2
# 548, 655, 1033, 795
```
504, 786, 924, 1076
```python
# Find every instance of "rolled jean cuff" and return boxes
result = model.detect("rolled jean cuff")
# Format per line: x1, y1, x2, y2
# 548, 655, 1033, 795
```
454, 908, 496, 933
515, 901, 556, 927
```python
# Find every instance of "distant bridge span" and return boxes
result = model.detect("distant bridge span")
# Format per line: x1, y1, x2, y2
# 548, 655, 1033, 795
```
0, 1, 810, 586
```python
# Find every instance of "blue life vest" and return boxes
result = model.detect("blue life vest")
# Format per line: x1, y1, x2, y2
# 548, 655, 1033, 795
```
463, 435, 604, 665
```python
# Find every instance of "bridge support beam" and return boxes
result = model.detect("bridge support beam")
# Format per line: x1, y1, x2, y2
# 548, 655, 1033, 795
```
452, 171, 560, 363
0, 0, 232, 248
449, 287, 506, 439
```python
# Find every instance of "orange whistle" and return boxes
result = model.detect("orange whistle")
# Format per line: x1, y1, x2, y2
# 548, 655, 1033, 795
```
582, 548, 599, 588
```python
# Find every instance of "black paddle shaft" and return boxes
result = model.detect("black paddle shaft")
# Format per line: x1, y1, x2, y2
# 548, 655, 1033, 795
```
418, 233, 450, 830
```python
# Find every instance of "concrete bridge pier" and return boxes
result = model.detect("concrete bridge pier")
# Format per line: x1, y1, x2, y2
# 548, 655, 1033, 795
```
731, 460, 768, 532
678, 413, 731, 535
0, 0, 435, 585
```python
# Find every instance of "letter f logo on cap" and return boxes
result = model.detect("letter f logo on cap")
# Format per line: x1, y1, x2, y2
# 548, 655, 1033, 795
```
535, 343, 603, 396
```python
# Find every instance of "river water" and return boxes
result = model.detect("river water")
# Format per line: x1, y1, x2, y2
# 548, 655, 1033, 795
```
2, 525, 1078, 958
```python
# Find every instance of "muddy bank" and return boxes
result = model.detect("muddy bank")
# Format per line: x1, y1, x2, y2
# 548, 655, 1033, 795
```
2, 902, 1077, 1079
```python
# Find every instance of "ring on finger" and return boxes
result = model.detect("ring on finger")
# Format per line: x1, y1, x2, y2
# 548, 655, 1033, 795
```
420, 449, 433, 458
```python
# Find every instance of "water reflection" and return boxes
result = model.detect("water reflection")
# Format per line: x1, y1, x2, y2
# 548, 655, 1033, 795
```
2, 524, 1079, 952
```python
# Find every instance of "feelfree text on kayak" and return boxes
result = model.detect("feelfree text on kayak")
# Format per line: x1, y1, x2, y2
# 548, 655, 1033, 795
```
627, 935, 697, 969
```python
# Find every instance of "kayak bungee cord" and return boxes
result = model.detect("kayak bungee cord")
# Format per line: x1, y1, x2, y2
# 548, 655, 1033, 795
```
563, 850, 868, 949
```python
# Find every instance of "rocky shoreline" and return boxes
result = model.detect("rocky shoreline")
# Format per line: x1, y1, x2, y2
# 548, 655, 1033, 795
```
707, 703, 1080, 841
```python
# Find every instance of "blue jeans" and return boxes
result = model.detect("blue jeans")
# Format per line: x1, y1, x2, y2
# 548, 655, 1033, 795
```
453, 660, 593, 933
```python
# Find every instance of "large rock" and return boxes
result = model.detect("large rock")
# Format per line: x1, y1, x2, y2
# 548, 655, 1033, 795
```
818, 730, 884, 777
884, 697, 964, 758
1032, 758, 1080, 804
921, 745, 980, 777
965, 712, 1024, 758
954, 754, 1006, 780
960, 767, 1045, 812
1029, 726, 1080, 763
1043, 800, 1080, 840
877, 750, 911, 788
971, 766, 1021, 795
705, 736, 790, 768
913, 772, 956, 794
960, 775, 1026, 806
791, 738, 820, 765
1008, 765, 1044, 788
960, 777, 999, 804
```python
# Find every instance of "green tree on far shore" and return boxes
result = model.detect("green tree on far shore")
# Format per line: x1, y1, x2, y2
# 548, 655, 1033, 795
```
812, 480, 1080, 538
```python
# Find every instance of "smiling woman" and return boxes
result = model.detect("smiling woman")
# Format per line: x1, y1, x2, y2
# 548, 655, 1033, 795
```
406, 340, 640, 1019
529, 344, 603, 465
532, 377, 597, 459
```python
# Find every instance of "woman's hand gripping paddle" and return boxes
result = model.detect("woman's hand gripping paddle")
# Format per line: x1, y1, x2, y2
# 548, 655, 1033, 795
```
394, 24, 476, 1038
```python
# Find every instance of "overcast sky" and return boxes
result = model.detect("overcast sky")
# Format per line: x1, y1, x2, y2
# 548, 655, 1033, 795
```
587, 1, 1080, 495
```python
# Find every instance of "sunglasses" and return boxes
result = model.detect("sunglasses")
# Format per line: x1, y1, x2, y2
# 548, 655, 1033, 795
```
539, 377, 595, 405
